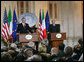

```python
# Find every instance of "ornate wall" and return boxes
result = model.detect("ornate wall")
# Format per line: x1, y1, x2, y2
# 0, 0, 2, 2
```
59, 1, 83, 47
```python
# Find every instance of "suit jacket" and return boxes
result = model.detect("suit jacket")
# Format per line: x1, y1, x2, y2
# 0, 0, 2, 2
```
17, 23, 32, 33
58, 50, 65, 57
48, 24, 60, 33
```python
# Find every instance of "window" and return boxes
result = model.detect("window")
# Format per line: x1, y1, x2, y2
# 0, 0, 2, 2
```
54, 3, 57, 19
49, 3, 52, 19
49, 2, 57, 19
20, 1, 24, 14
17, 1, 29, 17
26, 1, 29, 12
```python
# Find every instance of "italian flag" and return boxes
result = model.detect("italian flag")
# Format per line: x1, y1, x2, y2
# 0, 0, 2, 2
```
42, 10, 47, 39
8, 8, 13, 43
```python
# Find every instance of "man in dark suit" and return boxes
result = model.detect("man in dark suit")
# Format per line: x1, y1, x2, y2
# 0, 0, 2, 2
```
17, 17, 32, 33
48, 20, 60, 33
47, 20, 60, 47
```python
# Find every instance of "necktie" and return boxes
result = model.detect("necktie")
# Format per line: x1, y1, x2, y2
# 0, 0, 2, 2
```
23, 24, 26, 29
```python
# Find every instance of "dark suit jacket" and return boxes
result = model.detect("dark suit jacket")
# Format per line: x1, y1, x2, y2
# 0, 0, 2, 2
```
17, 23, 32, 33
58, 50, 65, 57
48, 24, 60, 33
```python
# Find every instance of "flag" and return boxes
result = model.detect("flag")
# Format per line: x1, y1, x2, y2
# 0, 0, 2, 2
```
8, 8, 12, 26
38, 10, 43, 40
41, 10, 47, 39
12, 10, 17, 43
8, 8, 13, 43
45, 11, 50, 31
2, 8, 10, 41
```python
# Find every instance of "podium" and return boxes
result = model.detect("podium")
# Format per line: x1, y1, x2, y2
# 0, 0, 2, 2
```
17, 32, 66, 47
18, 33, 38, 45
50, 33, 66, 47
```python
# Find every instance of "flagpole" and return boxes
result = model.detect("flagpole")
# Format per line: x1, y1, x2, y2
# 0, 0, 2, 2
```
38, 9, 40, 41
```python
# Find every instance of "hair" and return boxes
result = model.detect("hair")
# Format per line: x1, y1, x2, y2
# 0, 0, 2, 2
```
24, 48, 33, 58
38, 46, 47, 53
9, 47, 15, 51
73, 45, 81, 55
65, 46, 73, 57
51, 47, 59, 55
1, 52, 13, 61
41, 39, 49, 46
1, 46, 8, 52
58, 43, 65, 51
8, 50, 15, 54
17, 43, 22, 48
78, 39, 83, 47
25, 55, 42, 61
8, 49, 16, 59
51, 19, 55, 24
22, 17, 26, 20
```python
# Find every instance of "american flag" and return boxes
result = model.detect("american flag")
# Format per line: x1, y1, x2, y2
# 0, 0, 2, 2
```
38, 10, 47, 41
38, 10, 43, 40
2, 8, 10, 41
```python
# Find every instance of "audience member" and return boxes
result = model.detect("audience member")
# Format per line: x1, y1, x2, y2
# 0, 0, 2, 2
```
8, 47, 18, 61
15, 47, 25, 61
78, 39, 83, 54
38, 42, 47, 53
50, 47, 59, 61
72, 45, 82, 61
58, 43, 65, 57
1, 46, 8, 52
23, 48, 33, 61
64, 46, 73, 61
1, 52, 13, 61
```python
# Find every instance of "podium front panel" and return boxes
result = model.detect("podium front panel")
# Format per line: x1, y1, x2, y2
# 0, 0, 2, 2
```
50, 33, 66, 41
19, 33, 38, 42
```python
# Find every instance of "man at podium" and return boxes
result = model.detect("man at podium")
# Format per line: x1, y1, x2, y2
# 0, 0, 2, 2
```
48, 20, 60, 33
17, 17, 32, 33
